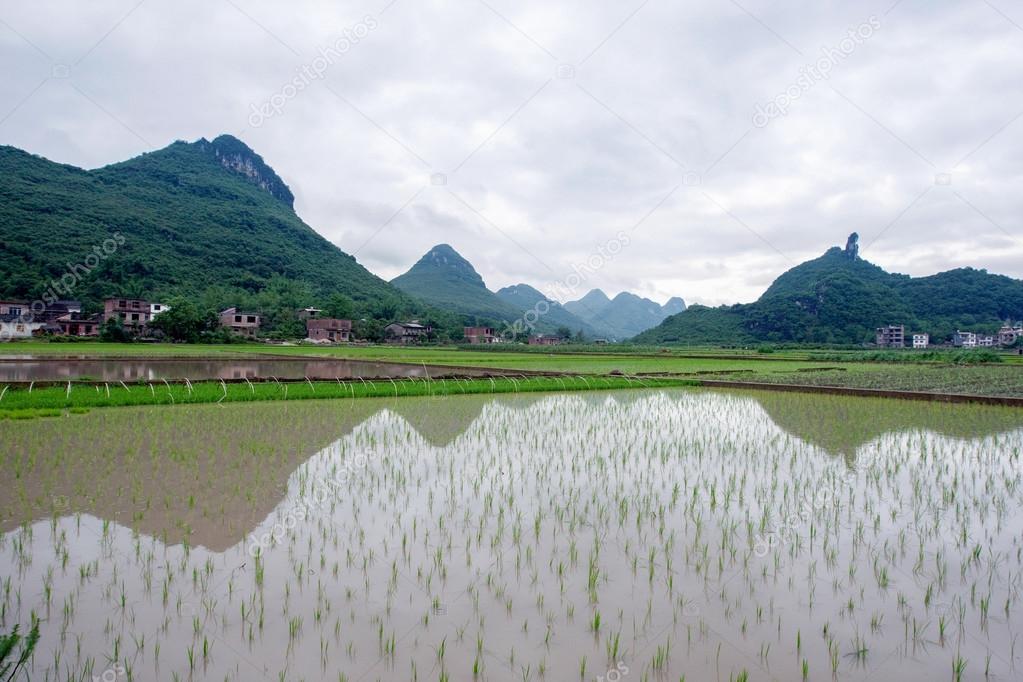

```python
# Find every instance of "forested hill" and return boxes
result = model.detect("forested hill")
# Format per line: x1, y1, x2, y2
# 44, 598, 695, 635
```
0, 135, 409, 319
634, 235, 1023, 345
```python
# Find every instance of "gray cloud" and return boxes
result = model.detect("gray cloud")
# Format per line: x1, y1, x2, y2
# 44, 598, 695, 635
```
2, 0, 1021, 306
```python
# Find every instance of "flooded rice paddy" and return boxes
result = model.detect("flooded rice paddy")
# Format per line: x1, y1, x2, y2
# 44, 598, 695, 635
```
2, 389, 1023, 681
0, 357, 489, 383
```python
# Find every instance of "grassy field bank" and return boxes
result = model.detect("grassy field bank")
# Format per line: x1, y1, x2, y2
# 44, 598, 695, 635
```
0, 375, 698, 419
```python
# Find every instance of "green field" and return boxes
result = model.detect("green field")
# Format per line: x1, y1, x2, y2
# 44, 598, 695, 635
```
1, 341, 1021, 408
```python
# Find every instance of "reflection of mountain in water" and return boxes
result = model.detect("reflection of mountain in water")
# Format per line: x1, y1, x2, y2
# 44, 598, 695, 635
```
738, 389, 1023, 462
0, 400, 378, 550
5, 388, 1022, 551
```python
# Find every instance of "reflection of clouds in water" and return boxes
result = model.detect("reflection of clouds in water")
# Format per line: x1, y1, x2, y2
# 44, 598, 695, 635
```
4, 391, 1023, 681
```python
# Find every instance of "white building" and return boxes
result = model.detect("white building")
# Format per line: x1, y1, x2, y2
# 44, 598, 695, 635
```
978, 335, 996, 347
0, 316, 45, 340
150, 302, 170, 317
912, 334, 929, 349
954, 330, 977, 348
999, 324, 1023, 346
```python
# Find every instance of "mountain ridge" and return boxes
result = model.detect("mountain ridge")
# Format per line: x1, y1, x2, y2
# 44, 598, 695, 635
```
0, 135, 413, 326
635, 235, 1023, 345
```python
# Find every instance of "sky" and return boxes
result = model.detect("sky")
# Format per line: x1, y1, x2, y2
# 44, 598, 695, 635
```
2, 0, 1022, 306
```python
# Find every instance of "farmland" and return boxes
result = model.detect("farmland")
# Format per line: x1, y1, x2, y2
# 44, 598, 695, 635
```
2, 390, 1022, 681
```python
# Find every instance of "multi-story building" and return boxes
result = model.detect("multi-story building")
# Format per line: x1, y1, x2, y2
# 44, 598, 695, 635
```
999, 324, 1023, 346
978, 335, 996, 347
953, 330, 978, 348
150, 302, 170, 317
219, 308, 261, 338
464, 326, 499, 344
876, 325, 905, 348
306, 318, 352, 343
104, 298, 152, 328
912, 333, 929, 349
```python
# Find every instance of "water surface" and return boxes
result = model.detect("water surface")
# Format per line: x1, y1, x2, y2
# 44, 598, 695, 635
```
2, 389, 1022, 681
0, 356, 490, 382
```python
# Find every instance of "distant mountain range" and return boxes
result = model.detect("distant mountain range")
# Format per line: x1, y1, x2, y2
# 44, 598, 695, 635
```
564, 289, 686, 339
635, 234, 1023, 345
17, 136, 1018, 348
0, 135, 684, 340
391, 244, 683, 339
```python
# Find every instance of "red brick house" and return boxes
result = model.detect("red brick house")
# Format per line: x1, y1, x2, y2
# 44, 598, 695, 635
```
306, 318, 352, 343
57, 312, 102, 337
219, 308, 261, 338
464, 326, 498, 344
104, 298, 152, 328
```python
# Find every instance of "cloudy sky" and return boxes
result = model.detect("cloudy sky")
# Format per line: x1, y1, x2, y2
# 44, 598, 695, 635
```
2, 0, 1022, 306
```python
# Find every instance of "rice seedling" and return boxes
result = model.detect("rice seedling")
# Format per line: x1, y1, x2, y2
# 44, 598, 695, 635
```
0, 389, 1020, 680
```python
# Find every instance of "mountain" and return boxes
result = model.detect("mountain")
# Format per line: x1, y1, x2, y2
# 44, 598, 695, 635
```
663, 297, 688, 315
635, 234, 1023, 345
564, 289, 686, 340
563, 289, 612, 318
0, 135, 408, 318
495, 284, 597, 337
391, 244, 524, 323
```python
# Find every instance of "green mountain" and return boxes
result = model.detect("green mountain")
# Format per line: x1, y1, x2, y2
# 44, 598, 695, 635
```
495, 284, 597, 337
564, 289, 686, 340
391, 244, 524, 323
0, 135, 412, 323
635, 234, 1023, 345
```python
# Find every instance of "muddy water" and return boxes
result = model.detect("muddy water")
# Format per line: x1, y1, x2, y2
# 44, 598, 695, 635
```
2, 390, 1023, 681
0, 356, 490, 382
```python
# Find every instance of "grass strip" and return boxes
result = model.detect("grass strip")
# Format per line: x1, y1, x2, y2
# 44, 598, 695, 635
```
0, 375, 699, 419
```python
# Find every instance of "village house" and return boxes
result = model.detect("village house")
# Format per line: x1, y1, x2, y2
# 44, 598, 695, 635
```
297, 307, 322, 321
528, 334, 562, 346
875, 325, 905, 348
0, 312, 45, 339
464, 326, 499, 344
978, 335, 997, 347
104, 298, 153, 329
56, 312, 102, 337
953, 330, 978, 348
306, 318, 352, 343
150, 302, 170, 317
219, 307, 261, 338
384, 321, 432, 345
998, 324, 1023, 346
912, 333, 929, 349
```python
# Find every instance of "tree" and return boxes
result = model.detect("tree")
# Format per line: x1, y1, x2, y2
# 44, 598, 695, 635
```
99, 317, 129, 342
354, 318, 384, 342
321, 293, 354, 320
147, 298, 217, 342
555, 326, 571, 339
